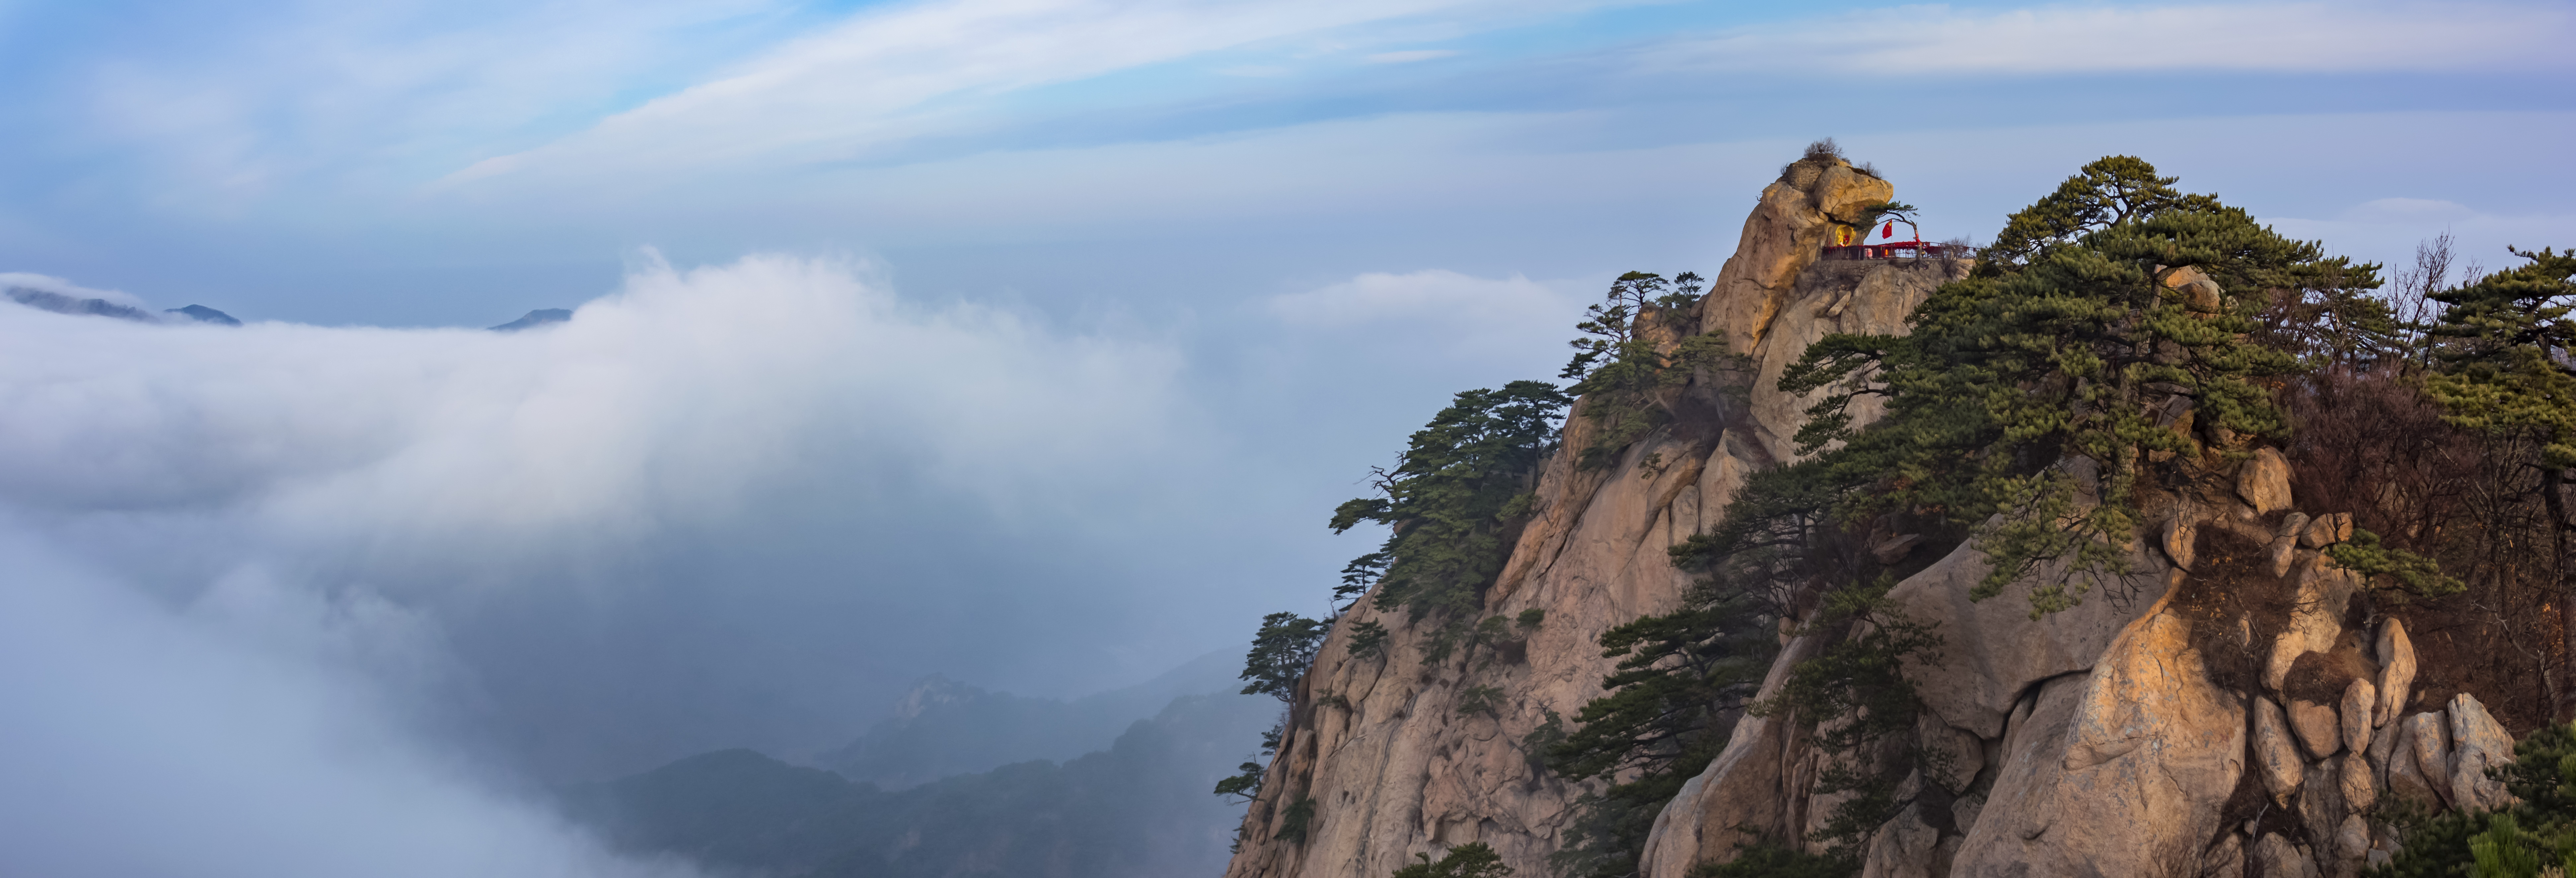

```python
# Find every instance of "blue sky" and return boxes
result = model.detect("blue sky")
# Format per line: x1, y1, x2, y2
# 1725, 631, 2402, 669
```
0, 1, 2572, 848
4, 0, 2570, 327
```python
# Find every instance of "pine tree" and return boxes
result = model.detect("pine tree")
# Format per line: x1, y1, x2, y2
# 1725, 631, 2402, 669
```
1779, 155, 2357, 615
1332, 381, 1570, 657
2422, 247, 2576, 714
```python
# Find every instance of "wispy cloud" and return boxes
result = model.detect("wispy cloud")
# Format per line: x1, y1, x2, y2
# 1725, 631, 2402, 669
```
1364, 48, 1460, 64
1269, 268, 1566, 327
438, 0, 1537, 186
1653, 2, 2574, 75
69, 0, 786, 207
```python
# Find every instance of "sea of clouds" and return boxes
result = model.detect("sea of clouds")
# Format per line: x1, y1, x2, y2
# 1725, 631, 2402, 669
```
0, 253, 1189, 874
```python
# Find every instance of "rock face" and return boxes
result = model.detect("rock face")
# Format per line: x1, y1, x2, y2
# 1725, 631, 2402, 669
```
2376, 620, 2416, 727
1635, 351, 2527, 874
2253, 698, 2306, 803
2238, 447, 2294, 513
1227, 159, 2536, 878
1217, 155, 1950, 878
2291, 699, 2344, 759
1946, 594, 2245, 876
2448, 694, 2516, 810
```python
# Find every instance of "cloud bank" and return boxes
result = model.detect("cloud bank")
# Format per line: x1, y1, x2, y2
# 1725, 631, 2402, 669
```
0, 253, 1193, 871
0, 536, 701, 878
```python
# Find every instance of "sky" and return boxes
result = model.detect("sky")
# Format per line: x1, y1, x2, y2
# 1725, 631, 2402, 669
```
0, 0, 2571, 873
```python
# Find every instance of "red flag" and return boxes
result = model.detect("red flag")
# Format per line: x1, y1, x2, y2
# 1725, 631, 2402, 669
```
1880, 222, 1893, 239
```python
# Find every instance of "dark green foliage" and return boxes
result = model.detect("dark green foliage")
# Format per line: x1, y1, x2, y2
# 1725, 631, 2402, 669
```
1337, 551, 1392, 609
1972, 155, 2208, 275
1241, 612, 1330, 701
1755, 582, 1941, 853
2255, 260, 2409, 371
2374, 722, 2576, 877
1348, 620, 1391, 660
2322, 528, 2463, 599
2426, 248, 2576, 564
1391, 842, 1514, 878
1214, 762, 1264, 802
1542, 577, 1781, 877
1274, 797, 1316, 844
1687, 838, 1857, 878
1459, 613, 1537, 667
1561, 271, 1748, 469
2427, 247, 2576, 470
1457, 685, 1505, 717
1779, 155, 2354, 616
1332, 381, 1570, 652
1216, 716, 1289, 803
1516, 608, 1546, 631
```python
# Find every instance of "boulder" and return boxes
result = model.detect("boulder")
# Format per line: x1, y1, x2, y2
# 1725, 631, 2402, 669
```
2251, 697, 2307, 804
2402, 712, 2453, 809
2448, 694, 2516, 810
2340, 679, 2376, 755
2366, 707, 2402, 787
2340, 747, 2377, 814
1698, 160, 1893, 358
2303, 512, 2354, 548
2335, 815, 2373, 865
2237, 448, 2294, 514
2375, 620, 2416, 727
2253, 833, 2318, 878
1949, 600, 2244, 874
2279, 511, 2312, 546
1889, 540, 2170, 739
2162, 516, 2197, 570
1858, 805, 1939, 878
2168, 266, 2226, 313
2265, 562, 2361, 692
2300, 757, 2348, 856
2268, 533, 2301, 578
2383, 716, 2442, 807
2290, 699, 2343, 759
1951, 793, 1984, 838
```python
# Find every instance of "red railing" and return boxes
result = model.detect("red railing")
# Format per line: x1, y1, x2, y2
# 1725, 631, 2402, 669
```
1820, 241, 1973, 260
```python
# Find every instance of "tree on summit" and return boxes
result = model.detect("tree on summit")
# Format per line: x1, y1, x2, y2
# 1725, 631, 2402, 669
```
1764, 154, 2369, 615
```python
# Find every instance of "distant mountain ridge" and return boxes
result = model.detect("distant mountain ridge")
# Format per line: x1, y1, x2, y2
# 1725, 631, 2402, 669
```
166, 304, 240, 325
821, 649, 1249, 789
6, 284, 238, 325
564, 675, 1277, 878
490, 308, 571, 331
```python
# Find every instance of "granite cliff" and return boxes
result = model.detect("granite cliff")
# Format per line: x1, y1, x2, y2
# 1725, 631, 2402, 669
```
1222, 151, 2559, 878
1221, 152, 1955, 878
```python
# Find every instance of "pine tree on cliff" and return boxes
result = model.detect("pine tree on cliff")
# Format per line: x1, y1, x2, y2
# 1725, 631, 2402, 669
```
2423, 246, 2576, 715
1331, 381, 1570, 657
1560, 271, 1746, 470
1762, 154, 2372, 615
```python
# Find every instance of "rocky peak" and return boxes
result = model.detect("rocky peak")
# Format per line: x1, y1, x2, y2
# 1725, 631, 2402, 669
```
1219, 155, 1953, 878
